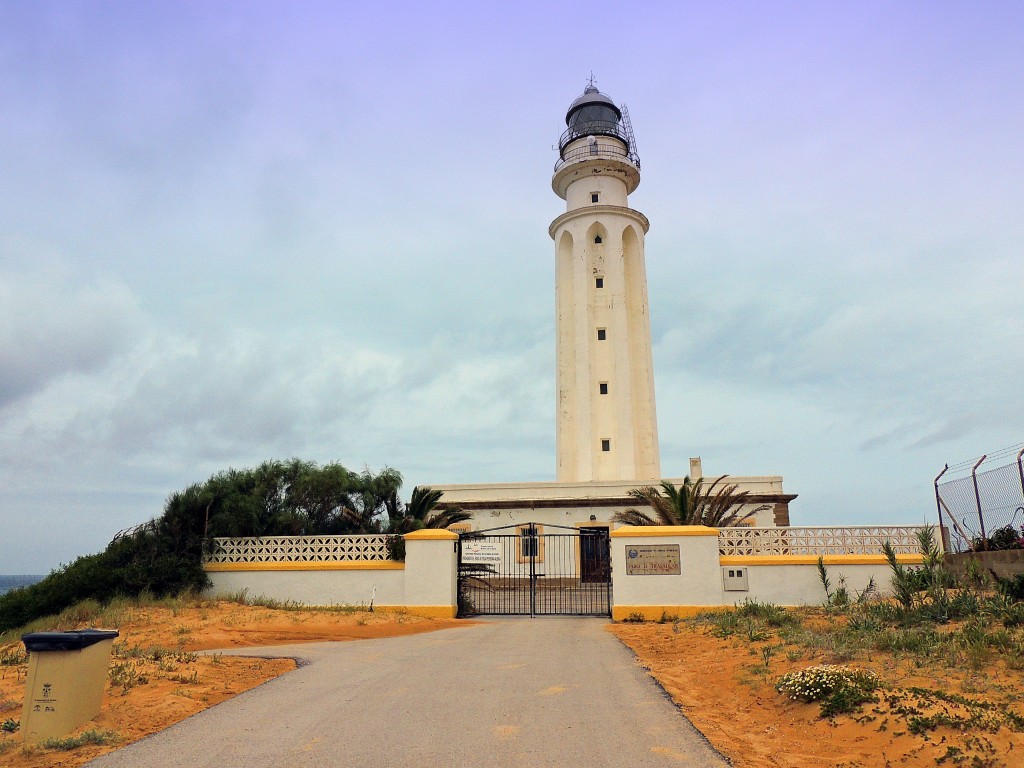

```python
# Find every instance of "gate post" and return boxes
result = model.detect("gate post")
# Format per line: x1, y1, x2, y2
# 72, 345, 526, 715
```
528, 523, 537, 617
609, 526, 722, 621
403, 529, 459, 618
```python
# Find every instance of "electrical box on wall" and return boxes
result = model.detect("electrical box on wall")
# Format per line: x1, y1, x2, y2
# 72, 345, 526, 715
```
723, 566, 749, 592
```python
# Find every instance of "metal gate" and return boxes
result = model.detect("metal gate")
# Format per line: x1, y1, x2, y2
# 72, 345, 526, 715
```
457, 523, 611, 616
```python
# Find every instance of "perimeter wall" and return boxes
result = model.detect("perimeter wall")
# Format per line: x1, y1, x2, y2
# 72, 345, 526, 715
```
202, 525, 931, 619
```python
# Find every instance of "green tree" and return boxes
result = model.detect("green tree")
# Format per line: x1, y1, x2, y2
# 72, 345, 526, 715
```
611, 476, 768, 528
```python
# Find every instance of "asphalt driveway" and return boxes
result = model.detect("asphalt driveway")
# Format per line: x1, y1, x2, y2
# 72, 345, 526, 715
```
87, 617, 728, 767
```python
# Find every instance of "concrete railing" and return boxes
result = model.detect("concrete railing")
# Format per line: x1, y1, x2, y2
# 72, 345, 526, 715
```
717, 526, 935, 557
204, 534, 394, 564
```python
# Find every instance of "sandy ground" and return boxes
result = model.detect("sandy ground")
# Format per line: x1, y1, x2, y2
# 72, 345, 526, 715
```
610, 620, 1024, 768
0, 601, 463, 768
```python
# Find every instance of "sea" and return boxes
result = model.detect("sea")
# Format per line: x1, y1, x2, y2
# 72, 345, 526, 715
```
0, 575, 44, 595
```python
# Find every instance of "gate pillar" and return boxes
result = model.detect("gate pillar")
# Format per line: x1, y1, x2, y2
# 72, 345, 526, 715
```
609, 525, 722, 621
404, 529, 459, 618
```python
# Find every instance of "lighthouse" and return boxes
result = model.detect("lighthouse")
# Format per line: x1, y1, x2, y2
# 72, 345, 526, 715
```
429, 83, 792, 532
550, 84, 660, 483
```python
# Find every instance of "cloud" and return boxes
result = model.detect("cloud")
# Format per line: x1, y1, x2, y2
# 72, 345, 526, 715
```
0, 267, 142, 408
0, 273, 552, 496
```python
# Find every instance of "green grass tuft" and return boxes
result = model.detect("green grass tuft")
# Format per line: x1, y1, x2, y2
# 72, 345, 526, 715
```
41, 729, 119, 750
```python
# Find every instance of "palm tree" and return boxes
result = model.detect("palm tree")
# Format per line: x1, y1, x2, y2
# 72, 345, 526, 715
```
612, 476, 769, 528
390, 486, 472, 533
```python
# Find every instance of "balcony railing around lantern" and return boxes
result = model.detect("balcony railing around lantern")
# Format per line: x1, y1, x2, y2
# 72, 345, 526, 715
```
717, 526, 936, 557
558, 118, 631, 150
554, 141, 641, 173
204, 534, 395, 564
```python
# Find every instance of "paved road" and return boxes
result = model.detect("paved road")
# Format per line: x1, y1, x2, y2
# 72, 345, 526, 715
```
87, 618, 728, 767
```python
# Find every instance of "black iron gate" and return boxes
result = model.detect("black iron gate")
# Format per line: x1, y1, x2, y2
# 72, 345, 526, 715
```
457, 523, 611, 617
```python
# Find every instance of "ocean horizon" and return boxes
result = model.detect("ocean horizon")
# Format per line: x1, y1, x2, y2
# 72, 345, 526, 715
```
0, 574, 44, 595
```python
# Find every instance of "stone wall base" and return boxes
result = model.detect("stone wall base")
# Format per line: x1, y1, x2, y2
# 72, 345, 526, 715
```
945, 550, 1024, 579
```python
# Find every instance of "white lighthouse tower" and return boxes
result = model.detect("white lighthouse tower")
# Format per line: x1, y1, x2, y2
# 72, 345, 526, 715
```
429, 83, 792, 530
550, 84, 660, 483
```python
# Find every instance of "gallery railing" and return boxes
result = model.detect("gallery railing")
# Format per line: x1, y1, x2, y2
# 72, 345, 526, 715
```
204, 535, 394, 564
554, 142, 640, 172
717, 526, 934, 557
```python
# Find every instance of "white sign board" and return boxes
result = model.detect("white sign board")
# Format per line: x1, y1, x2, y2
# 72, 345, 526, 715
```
462, 541, 502, 564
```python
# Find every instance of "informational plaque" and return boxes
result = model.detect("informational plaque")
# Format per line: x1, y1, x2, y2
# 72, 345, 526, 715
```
461, 541, 502, 565
624, 544, 681, 575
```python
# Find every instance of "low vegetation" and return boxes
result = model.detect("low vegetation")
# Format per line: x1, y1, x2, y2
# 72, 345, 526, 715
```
0, 459, 463, 633
776, 664, 882, 717
41, 729, 120, 750
625, 530, 1024, 765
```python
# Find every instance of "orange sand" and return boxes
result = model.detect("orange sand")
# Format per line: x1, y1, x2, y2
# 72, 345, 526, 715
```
610, 620, 1024, 768
0, 602, 464, 768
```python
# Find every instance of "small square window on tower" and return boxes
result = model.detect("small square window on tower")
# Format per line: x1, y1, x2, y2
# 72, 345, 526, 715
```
591, 192, 599, 203
599, 382, 608, 395
601, 439, 611, 452
597, 328, 606, 341
595, 277, 604, 289
594, 235, 602, 244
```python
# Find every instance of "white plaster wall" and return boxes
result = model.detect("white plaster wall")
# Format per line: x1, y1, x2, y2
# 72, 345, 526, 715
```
565, 173, 628, 208
431, 476, 786, 503
206, 568, 405, 607
731, 564, 896, 606
205, 537, 458, 610
610, 532, 723, 607
404, 536, 458, 607
465, 507, 626, 530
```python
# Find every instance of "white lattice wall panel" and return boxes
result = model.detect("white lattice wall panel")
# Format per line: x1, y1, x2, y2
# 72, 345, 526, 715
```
205, 535, 393, 563
718, 526, 934, 556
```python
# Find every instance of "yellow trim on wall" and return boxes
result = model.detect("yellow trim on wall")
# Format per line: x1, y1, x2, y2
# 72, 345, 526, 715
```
720, 554, 925, 566
404, 529, 459, 541
374, 605, 459, 619
610, 525, 719, 538
203, 561, 405, 572
612, 605, 730, 621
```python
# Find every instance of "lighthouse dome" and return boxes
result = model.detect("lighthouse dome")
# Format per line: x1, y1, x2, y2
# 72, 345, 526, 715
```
559, 85, 628, 154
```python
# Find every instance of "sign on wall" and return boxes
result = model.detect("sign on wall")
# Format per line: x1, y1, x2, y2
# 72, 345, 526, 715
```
624, 544, 681, 575
461, 541, 502, 565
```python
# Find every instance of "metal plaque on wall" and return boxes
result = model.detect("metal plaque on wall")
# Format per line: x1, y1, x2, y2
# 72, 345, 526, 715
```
624, 544, 681, 575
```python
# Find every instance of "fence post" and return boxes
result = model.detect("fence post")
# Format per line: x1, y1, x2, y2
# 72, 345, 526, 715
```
971, 455, 988, 549
934, 464, 949, 550
1017, 448, 1024, 499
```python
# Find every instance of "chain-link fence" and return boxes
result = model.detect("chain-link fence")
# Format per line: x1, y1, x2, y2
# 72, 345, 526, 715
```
936, 445, 1024, 553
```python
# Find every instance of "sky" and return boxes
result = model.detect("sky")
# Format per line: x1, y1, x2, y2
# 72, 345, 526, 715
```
1, 1, 1022, 573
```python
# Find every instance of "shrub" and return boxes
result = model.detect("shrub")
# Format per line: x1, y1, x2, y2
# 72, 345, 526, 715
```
735, 599, 797, 627
985, 525, 1024, 551
997, 573, 1024, 603
776, 664, 881, 717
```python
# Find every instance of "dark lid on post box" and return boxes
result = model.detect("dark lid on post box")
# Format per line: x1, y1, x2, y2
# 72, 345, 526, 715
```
22, 629, 120, 652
